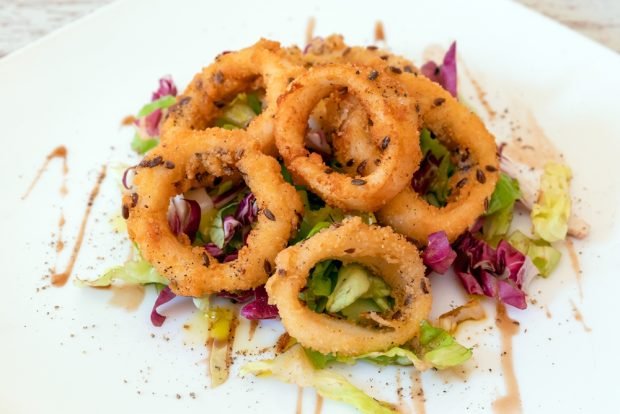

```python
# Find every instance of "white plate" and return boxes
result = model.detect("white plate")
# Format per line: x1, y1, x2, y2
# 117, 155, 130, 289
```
1, 0, 620, 413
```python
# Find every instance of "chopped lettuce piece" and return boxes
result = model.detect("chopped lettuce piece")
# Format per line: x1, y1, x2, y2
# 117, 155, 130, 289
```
417, 320, 472, 369
75, 255, 168, 287
299, 260, 339, 313
131, 134, 159, 154
485, 173, 521, 216
358, 347, 428, 371
304, 347, 338, 369
413, 129, 455, 207
326, 264, 372, 313
241, 345, 397, 414
340, 298, 383, 321
137, 95, 177, 117
531, 163, 572, 242
508, 230, 561, 277
214, 92, 262, 129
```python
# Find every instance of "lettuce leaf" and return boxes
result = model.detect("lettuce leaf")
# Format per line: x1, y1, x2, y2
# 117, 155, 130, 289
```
75, 255, 168, 287
417, 320, 472, 369
485, 173, 521, 216
241, 345, 397, 414
531, 163, 572, 242
508, 230, 561, 277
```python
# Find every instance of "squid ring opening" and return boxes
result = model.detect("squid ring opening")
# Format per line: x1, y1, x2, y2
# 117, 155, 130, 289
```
377, 75, 499, 244
161, 39, 303, 154
266, 217, 432, 356
125, 133, 303, 297
274, 64, 421, 212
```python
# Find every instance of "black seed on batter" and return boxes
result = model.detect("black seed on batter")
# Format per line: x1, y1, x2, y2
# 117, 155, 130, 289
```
164, 161, 175, 169
381, 136, 391, 150
368, 70, 379, 80
433, 97, 445, 106
485, 165, 498, 172
263, 209, 276, 221
131, 193, 139, 207
344, 248, 356, 253
122, 204, 129, 219
476, 169, 486, 183
351, 179, 367, 186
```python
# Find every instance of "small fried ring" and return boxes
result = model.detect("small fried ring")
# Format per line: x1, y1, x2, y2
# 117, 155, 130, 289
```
161, 39, 303, 154
266, 217, 432, 356
275, 64, 421, 212
125, 134, 303, 297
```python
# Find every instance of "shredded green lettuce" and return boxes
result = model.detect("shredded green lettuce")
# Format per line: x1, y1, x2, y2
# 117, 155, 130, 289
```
419, 128, 455, 207
531, 163, 572, 242
137, 96, 177, 117
241, 345, 397, 414
508, 230, 561, 277
214, 92, 262, 129
417, 320, 472, 369
326, 264, 372, 313
75, 254, 168, 287
131, 134, 159, 154
485, 173, 521, 216
482, 173, 521, 242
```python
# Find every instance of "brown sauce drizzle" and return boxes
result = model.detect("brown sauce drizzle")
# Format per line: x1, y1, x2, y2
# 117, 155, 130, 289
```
107, 284, 145, 311
22, 145, 68, 200
570, 300, 592, 332
56, 214, 66, 253
492, 302, 522, 414
544, 305, 552, 319
374, 21, 385, 43
121, 115, 136, 126
305, 17, 316, 45
275, 332, 292, 354
410, 370, 426, 414
314, 392, 323, 414
565, 238, 583, 300
248, 319, 259, 341
460, 63, 496, 120
51, 165, 107, 286
296, 386, 304, 414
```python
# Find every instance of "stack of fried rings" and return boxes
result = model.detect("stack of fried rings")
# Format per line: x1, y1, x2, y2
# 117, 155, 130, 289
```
124, 37, 498, 354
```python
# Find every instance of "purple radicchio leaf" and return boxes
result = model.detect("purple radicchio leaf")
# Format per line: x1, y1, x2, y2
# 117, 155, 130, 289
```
152, 75, 178, 101
412, 153, 443, 194
150, 286, 176, 327
235, 193, 258, 225
222, 215, 241, 245
305, 130, 332, 154
144, 108, 163, 137
453, 232, 528, 309
420, 41, 457, 97
422, 231, 457, 274
122, 166, 136, 190
167, 197, 201, 241
240, 285, 279, 320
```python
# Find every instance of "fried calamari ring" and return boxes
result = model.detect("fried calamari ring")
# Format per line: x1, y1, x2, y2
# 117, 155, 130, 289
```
275, 64, 421, 212
125, 135, 303, 297
266, 217, 432, 356
161, 39, 303, 154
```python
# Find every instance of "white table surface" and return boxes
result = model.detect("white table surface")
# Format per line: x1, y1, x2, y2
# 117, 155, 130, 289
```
0, 0, 619, 58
